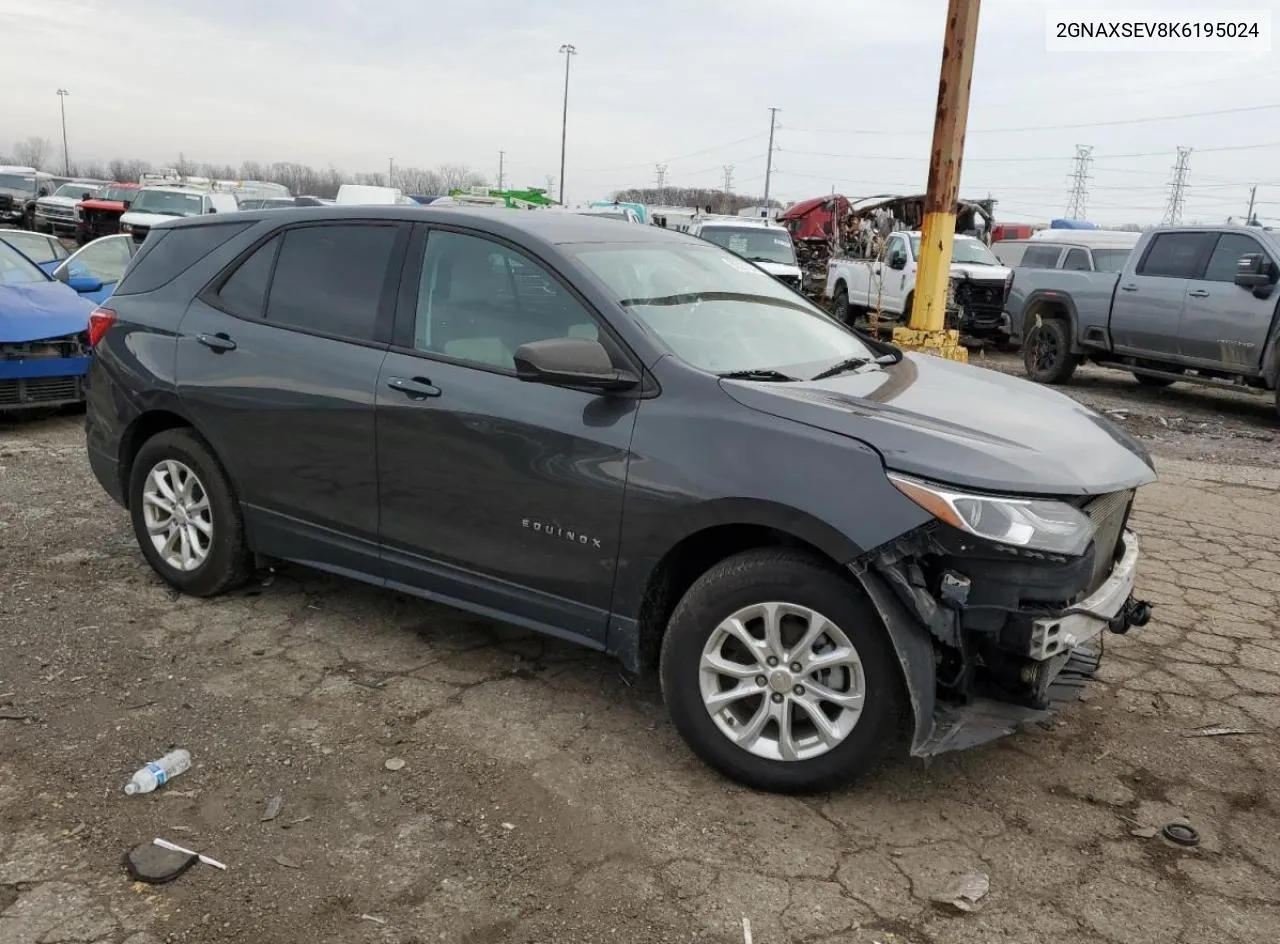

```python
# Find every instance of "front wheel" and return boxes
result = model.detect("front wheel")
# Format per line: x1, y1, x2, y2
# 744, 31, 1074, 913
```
660, 549, 905, 793
832, 284, 851, 324
1023, 316, 1078, 385
128, 428, 253, 597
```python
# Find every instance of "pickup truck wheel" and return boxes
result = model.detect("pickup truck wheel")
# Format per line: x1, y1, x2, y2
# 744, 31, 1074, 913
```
832, 284, 851, 324
1023, 317, 1077, 385
128, 429, 253, 597
660, 548, 904, 793
1134, 374, 1174, 388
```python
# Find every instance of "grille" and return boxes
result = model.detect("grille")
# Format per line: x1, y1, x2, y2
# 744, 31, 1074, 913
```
0, 376, 84, 407
0, 194, 13, 212
39, 205, 75, 220
1083, 490, 1133, 594
954, 281, 1004, 312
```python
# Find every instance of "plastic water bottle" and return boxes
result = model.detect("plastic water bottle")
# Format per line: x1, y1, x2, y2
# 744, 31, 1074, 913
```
123, 749, 191, 795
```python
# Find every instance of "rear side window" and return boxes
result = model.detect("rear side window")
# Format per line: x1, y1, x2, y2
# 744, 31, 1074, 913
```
114, 222, 252, 295
1062, 248, 1090, 271
216, 236, 280, 318
1020, 245, 1062, 268
1137, 232, 1215, 278
264, 224, 397, 342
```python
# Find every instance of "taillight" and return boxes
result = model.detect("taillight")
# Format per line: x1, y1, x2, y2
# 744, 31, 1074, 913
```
88, 307, 116, 347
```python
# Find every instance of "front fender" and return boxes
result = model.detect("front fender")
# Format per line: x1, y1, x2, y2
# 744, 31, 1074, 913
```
1018, 290, 1082, 352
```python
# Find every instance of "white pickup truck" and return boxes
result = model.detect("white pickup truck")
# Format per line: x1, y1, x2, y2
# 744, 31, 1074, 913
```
825, 231, 1013, 342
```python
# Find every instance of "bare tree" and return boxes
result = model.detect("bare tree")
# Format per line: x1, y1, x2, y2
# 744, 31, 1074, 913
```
173, 153, 195, 176
13, 136, 54, 170
437, 163, 486, 192
107, 158, 153, 183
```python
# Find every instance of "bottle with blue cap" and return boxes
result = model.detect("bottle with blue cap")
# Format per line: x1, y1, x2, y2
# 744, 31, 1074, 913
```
123, 749, 191, 795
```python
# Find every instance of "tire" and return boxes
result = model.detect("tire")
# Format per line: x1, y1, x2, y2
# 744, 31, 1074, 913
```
1134, 374, 1174, 388
832, 283, 850, 324
127, 428, 252, 597
900, 291, 914, 323
1022, 316, 1078, 385
659, 548, 906, 794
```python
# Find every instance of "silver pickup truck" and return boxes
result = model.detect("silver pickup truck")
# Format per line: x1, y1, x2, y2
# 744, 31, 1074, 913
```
1012, 225, 1280, 417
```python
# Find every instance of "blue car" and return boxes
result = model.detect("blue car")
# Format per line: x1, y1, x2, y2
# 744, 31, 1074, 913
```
0, 237, 102, 412
0, 230, 70, 275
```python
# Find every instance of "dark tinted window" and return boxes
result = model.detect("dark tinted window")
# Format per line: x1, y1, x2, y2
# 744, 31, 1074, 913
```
216, 236, 279, 318
1063, 248, 1090, 271
1138, 232, 1215, 278
1202, 232, 1268, 282
1020, 245, 1062, 268
414, 231, 597, 369
114, 222, 252, 295
265, 224, 397, 341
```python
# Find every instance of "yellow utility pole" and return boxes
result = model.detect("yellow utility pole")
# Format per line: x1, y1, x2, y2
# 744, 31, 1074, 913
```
894, 0, 981, 364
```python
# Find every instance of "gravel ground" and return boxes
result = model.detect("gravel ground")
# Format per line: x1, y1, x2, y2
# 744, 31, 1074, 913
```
2, 364, 1279, 944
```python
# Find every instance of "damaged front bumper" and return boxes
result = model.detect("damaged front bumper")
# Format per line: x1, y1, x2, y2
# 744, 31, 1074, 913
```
850, 524, 1151, 759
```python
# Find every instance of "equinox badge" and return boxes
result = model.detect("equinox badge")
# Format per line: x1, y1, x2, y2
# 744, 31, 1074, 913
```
522, 518, 602, 548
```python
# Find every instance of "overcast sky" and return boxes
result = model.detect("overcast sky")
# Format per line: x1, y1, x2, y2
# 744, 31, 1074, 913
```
4, 0, 1277, 224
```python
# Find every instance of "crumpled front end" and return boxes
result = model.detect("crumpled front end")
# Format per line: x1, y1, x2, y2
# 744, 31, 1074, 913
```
0, 335, 92, 411
850, 489, 1151, 756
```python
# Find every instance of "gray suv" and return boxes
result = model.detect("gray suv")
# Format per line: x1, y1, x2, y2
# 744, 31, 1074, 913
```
85, 207, 1155, 792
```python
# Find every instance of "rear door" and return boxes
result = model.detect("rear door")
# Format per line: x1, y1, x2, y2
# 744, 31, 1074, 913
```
1109, 231, 1215, 356
1178, 231, 1280, 368
176, 220, 408, 575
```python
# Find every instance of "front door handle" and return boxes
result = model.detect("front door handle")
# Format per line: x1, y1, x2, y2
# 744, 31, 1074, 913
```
195, 332, 236, 352
1187, 289, 1210, 298
387, 376, 441, 400
1119, 283, 1139, 292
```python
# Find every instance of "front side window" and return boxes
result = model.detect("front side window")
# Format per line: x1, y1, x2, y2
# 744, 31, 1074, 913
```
265, 224, 397, 342
413, 231, 599, 369
1202, 233, 1270, 283
1138, 232, 1216, 278
0, 231, 60, 264
0, 240, 48, 285
573, 242, 873, 377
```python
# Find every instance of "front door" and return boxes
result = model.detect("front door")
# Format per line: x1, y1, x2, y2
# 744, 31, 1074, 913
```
1178, 231, 1279, 368
877, 235, 910, 314
1109, 231, 1215, 357
375, 226, 638, 643
176, 220, 406, 574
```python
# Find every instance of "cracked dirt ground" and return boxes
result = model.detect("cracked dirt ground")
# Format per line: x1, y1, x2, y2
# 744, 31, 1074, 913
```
2, 406, 1278, 944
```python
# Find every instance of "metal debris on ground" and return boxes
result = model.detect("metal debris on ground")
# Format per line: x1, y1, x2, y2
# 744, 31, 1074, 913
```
360, 914, 388, 925
383, 757, 406, 771
741, 916, 753, 944
282, 815, 312, 829
262, 794, 284, 821
931, 872, 990, 912
1184, 725, 1258, 738
1162, 823, 1201, 847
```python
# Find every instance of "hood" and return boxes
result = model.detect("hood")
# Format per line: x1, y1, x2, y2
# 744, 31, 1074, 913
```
37, 195, 81, 209
0, 281, 96, 343
121, 210, 187, 227
720, 353, 1156, 496
950, 262, 1009, 281
756, 260, 803, 278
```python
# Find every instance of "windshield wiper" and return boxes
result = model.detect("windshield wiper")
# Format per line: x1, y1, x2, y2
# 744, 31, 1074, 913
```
716, 369, 798, 382
809, 352, 899, 381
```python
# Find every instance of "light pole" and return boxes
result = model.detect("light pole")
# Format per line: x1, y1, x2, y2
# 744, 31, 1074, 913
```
56, 89, 70, 175
388, 157, 394, 189
557, 43, 576, 205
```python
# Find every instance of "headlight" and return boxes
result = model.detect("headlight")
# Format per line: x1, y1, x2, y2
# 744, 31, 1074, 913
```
120, 223, 132, 233
888, 473, 1095, 556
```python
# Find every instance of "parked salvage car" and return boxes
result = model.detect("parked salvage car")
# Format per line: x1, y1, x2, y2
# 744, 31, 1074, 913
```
76, 182, 141, 244
1016, 225, 1280, 417
0, 238, 100, 412
119, 187, 239, 244
34, 180, 106, 235
85, 207, 1155, 792
0, 165, 54, 229
0, 230, 70, 274
50, 234, 138, 304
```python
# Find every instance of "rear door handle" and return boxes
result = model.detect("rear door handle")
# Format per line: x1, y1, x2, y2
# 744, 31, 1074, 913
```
1119, 283, 1139, 292
387, 376, 441, 400
1187, 289, 1210, 298
195, 332, 236, 352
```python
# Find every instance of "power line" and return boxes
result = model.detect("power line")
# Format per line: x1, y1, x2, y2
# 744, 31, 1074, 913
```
776, 140, 1280, 165
1064, 145, 1093, 220
580, 133, 767, 173
1163, 147, 1193, 225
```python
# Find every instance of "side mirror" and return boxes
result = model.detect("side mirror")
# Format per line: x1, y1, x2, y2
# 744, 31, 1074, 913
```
888, 252, 907, 270
1234, 253, 1277, 289
513, 338, 639, 391
67, 275, 104, 294
206, 206, 217, 214
81, 192, 92, 200
120, 201, 131, 210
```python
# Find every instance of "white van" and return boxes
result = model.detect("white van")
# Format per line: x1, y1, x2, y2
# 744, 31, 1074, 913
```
119, 188, 240, 243
687, 216, 804, 290
335, 184, 416, 206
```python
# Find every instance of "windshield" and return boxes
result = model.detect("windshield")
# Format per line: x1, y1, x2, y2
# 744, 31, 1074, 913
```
0, 240, 49, 285
130, 189, 205, 217
1091, 249, 1132, 273
697, 226, 796, 265
54, 183, 92, 199
573, 242, 873, 377
0, 173, 36, 193
909, 235, 999, 266
96, 186, 136, 203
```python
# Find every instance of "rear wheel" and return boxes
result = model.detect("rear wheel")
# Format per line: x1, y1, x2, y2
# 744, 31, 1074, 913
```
1134, 374, 1175, 388
832, 284, 851, 324
1023, 316, 1078, 385
660, 549, 905, 793
128, 429, 252, 597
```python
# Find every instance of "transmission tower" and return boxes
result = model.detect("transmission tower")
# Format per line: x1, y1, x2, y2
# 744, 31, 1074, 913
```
1064, 145, 1093, 220
1162, 147, 1192, 225
655, 164, 668, 204
721, 165, 734, 212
